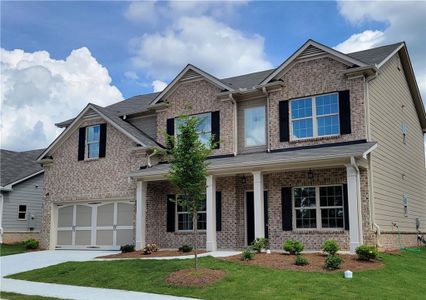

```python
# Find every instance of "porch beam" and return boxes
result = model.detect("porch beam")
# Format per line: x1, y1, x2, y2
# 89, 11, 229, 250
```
346, 164, 363, 252
135, 180, 147, 250
206, 175, 217, 251
252, 171, 265, 239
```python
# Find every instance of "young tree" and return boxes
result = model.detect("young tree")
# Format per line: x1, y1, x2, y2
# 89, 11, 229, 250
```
167, 115, 214, 271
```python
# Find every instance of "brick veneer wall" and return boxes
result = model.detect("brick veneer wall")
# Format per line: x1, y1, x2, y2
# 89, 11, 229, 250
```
268, 57, 366, 150
156, 80, 235, 156
40, 119, 145, 249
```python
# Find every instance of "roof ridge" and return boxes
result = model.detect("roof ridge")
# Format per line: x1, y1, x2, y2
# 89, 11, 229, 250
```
220, 68, 275, 80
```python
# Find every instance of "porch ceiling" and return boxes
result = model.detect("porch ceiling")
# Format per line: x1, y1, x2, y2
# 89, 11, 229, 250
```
129, 141, 377, 181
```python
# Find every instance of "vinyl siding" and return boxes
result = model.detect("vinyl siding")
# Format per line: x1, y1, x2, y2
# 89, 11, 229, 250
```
2, 174, 44, 232
128, 114, 157, 140
369, 53, 426, 232
237, 98, 267, 153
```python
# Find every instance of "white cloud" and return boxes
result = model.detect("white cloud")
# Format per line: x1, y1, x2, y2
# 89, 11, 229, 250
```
152, 80, 167, 92
124, 1, 157, 24
1, 47, 123, 151
336, 1, 426, 101
124, 71, 139, 80
130, 16, 272, 80
334, 30, 385, 53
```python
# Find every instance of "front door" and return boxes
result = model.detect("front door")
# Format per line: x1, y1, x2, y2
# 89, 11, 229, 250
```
246, 191, 268, 246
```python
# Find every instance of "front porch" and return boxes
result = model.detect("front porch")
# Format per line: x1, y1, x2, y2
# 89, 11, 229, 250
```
132, 142, 376, 253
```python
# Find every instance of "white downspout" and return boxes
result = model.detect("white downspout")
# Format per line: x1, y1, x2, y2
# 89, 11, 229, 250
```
0, 193, 3, 243
262, 87, 271, 152
351, 157, 364, 246
229, 94, 238, 156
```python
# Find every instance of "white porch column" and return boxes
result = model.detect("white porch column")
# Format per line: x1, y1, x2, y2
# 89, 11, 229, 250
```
252, 171, 265, 239
346, 164, 363, 252
135, 180, 147, 250
206, 175, 217, 251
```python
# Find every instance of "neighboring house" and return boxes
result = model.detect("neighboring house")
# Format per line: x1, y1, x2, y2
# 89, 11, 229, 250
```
1, 149, 45, 243
37, 40, 426, 252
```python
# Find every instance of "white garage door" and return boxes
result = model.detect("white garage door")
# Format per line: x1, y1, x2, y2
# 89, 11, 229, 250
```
56, 201, 134, 250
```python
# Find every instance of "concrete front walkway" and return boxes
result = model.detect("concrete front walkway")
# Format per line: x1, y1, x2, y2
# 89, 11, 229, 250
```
0, 250, 196, 299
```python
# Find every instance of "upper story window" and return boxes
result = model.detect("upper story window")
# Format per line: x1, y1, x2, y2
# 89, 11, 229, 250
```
18, 205, 27, 220
244, 106, 266, 147
176, 113, 212, 145
176, 195, 207, 231
290, 93, 340, 140
86, 125, 100, 159
293, 185, 344, 230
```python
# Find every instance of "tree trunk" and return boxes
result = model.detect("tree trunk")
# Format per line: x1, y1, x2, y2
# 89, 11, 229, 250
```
193, 213, 198, 271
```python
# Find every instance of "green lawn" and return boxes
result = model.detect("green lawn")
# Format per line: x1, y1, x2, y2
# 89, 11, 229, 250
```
0, 243, 27, 256
8, 248, 426, 300
0, 292, 60, 300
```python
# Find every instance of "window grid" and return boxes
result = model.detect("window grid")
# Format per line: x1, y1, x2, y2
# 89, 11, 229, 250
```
18, 204, 27, 220
289, 93, 340, 140
293, 185, 344, 230
176, 195, 207, 232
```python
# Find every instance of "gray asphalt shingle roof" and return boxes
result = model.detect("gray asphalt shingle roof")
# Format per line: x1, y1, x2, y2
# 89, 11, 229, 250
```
347, 42, 402, 65
1, 149, 44, 187
220, 69, 275, 90
130, 142, 377, 178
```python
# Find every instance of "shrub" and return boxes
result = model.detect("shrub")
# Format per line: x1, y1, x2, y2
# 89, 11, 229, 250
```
143, 243, 159, 255
324, 255, 343, 270
321, 240, 340, 255
241, 248, 255, 261
355, 245, 379, 261
251, 238, 269, 253
23, 239, 39, 250
295, 255, 309, 266
120, 244, 135, 253
178, 244, 193, 253
282, 240, 304, 255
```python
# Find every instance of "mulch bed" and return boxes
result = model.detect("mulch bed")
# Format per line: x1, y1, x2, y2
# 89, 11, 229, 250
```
166, 268, 226, 287
98, 249, 207, 259
224, 252, 384, 272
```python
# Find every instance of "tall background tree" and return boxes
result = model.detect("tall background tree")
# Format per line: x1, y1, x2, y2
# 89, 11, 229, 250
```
167, 115, 214, 271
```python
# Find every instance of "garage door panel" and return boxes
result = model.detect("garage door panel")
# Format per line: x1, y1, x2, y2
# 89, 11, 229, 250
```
57, 230, 72, 245
76, 205, 92, 227
97, 203, 114, 226
58, 206, 73, 227
75, 230, 91, 245
96, 230, 114, 246
116, 229, 133, 246
117, 203, 133, 226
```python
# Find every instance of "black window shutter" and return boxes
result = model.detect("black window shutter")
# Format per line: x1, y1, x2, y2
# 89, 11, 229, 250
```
279, 101, 290, 142
99, 123, 107, 158
264, 191, 269, 239
211, 111, 220, 149
339, 90, 351, 135
281, 187, 292, 231
343, 184, 350, 230
216, 191, 222, 231
166, 195, 176, 232
166, 118, 175, 149
78, 127, 86, 161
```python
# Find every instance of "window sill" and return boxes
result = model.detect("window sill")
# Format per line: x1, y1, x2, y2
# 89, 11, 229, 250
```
289, 134, 341, 144
83, 157, 100, 162
175, 231, 206, 235
291, 229, 346, 234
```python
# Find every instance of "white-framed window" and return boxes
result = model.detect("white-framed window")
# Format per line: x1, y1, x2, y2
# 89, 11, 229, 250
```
290, 93, 340, 140
176, 195, 207, 232
293, 185, 344, 230
244, 106, 266, 147
176, 113, 211, 146
86, 125, 100, 159
18, 204, 27, 220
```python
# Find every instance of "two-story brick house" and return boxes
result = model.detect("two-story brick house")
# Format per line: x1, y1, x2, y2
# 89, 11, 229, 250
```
37, 40, 426, 252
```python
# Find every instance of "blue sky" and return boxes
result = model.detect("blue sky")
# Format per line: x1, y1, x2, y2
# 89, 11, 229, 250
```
1, 1, 425, 150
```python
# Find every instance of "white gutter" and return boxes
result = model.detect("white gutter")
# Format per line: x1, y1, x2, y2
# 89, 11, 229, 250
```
350, 156, 364, 246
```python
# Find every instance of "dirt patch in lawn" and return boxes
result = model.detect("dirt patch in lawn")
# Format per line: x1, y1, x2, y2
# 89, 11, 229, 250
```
98, 250, 207, 259
166, 268, 226, 287
224, 252, 384, 272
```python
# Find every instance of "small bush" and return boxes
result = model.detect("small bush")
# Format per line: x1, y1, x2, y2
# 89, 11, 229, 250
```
295, 255, 309, 266
23, 239, 39, 249
282, 240, 304, 255
241, 248, 255, 261
120, 244, 135, 253
355, 245, 378, 261
143, 243, 159, 255
178, 244, 193, 253
251, 238, 269, 253
324, 255, 343, 270
321, 240, 340, 255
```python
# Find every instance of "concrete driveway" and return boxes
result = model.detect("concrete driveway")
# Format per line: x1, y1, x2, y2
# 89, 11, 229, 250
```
0, 250, 196, 300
